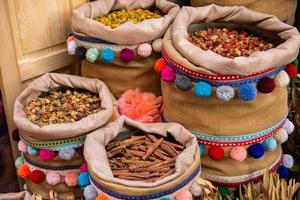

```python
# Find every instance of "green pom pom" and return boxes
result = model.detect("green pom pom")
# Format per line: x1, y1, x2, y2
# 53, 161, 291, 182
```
293, 58, 299, 67
15, 156, 24, 168
218, 186, 230, 198
86, 48, 99, 63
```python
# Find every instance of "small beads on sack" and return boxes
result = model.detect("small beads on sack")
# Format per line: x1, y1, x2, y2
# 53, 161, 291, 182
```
65, 172, 78, 187
194, 82, 212, 97
154, 58, 166, 73
137, 43, 152, 57
208, 146, 224, 160
161, 67, 176, 82
152, 38, 163, 52
282, 154, 294, 168
175, 75, 193, 91
274, 128, 288, 144
257, 77, 275, 94
230, 146, 247, 161
86, 48, 99, 63
101, 48, 115, 63
262, 137, 277, 151
216, 85, 235, 101
30, 170, 45, 184
274, 71, 290, 86
46, 171, 61, 185
84, 185, 98, 200
119, 48, 135, 62
248, 143, 265, 159
238, 84, 257, 101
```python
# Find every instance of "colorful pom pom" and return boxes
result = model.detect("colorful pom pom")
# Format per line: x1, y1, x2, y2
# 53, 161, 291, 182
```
101, 48, 115, 63
96, 194, 109, 200
216, 85, 235, 101
152, 38, 163, 52
12, 129, 20, 142
199, 144, 205, 157
283, 119, 295, 134
78, 172, 90, 188
84, 185, 98, 200
282, 154, 294, 168
274, 71, 290, 86
285, 63, 298, 79
218, 186, 230, 198
159, 198, 172, 200
277, 166, 290, 179
262, 137, 277, 151
75, 46, 87, 60
248, 143, 265, 159
293, 58, 299, 67
175, 75, 193, 91
194, 82, 212, 97
27, 146, 38, 156
76, 146, 84, 156
65, 172, 78, 187
30, 170, 45, 184
175, 189, 193, 200
67, 40, 77, 55
18, 140, 28, 153
161, 67, 176, 82
58, 148, 75, 161
137, 43, 152, 57
119, 48, 135, 62
274, 128, 288, 144
80, 163, 88, 172
46, 171, 61, 185
39, 149, 56, 161
66, 35, 75, 44
238, 84, 257, 101
86, 48, 99, 63
257, 77, 275, 94
230, 146, 247, 161
208, 146, 224, 161
15, 156, 24, 168
18, 163, 30, 178
189, 180, 202, 197
154, 58, 166, 73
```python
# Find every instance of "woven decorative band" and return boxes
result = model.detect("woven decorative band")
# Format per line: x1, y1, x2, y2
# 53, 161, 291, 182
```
91, 166, 200, 200
202, 153, 282, 187
20, 133, 85, 151
73, 33, 115, 45
162, 49, 285, 86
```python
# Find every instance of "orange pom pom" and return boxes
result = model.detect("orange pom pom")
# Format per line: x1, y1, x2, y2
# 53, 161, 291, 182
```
154, 58, 166, 73
96, 194, 109, 200
18, 163, 30, 178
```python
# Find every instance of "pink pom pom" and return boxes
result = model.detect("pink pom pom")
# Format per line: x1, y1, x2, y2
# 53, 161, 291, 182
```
65, 172, 78, 187
230, 146, 247, 161
175, 189, 193, 200
18, 140, 28, 153
39, 149, 56, 161
161, 67, 176, 82
80, 163, 88, 172
137, 43, 152, 57
46, 171, 61, 185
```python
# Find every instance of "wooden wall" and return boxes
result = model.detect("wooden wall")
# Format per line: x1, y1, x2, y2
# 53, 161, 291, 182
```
0, 0, 88, 189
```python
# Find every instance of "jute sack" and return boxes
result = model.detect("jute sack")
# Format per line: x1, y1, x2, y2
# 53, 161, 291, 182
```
191, 0, 297, 25
84, 116, 200, 199
14, 73, 114, 140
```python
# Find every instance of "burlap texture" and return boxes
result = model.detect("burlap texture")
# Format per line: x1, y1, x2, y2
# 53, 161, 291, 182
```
81, 53, 161, 98
191, 0, 297, 25
72, 0, 179, 45
0, 191, 31, 200
171, 5, 300, 75
14, 73, 114, 140
85, 116, 198, 188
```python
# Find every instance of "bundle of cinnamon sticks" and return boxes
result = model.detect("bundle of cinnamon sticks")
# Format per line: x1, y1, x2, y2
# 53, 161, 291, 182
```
106, 133, 185, 182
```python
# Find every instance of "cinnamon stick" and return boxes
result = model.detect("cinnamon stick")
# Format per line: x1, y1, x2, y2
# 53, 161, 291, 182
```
142, 137, 163, 160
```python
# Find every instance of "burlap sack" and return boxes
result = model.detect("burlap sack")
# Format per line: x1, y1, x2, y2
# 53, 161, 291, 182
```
72, 0, 179, 45
0, 191, 31, 200
191, 0, 297, 25
13, 73, 114, 140
171, 5, 300, 75
81, 54, 161, 98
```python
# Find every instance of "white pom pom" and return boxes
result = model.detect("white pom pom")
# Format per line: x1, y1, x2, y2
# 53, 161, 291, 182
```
68, 40, 77, 55
274, 128, 288, 144
152, 38, 163, 52
58, 148, 75, 160
137, 43, 152, 57
274, 71, 290, 86
189, 180, 202, 197
283, 119, 295, 134
84, 185, 98, 200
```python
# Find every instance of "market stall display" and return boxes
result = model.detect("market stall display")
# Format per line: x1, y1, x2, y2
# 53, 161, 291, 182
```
70, 0, 180, 98
157, 5, 300, 187
13, 73, 114, 199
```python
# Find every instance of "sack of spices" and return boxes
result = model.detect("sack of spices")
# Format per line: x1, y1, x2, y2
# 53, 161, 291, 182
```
70, 0, 180, 98
83, 116, 200, 200
13, 73, 114, 199
156, 5, 300, 187
191, 0, 297, 25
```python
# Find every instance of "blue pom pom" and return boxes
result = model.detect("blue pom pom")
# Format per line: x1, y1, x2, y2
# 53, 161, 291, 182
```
238, 84, 257, 101
78, 172, 90, 188
101, 48, 115, 63
194, 82, 212, 97
278, 166, 290, 179
199, 144, 205, 156
175, 75, 193, 91
84, 185, 97, 200
248, 143, 265, 159
216, 85, 235, 101
262, 137, 277, 151
27, 146, 38, 156
59, 148, 75, 161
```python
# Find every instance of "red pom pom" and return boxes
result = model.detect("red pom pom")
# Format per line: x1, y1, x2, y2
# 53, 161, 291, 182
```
30, 170, 45, 184
12, 129, 20, 142
154, 58, 166, 73
285, 64, 298, 78
257, 77, 275, 93
208, 146, 224, 161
